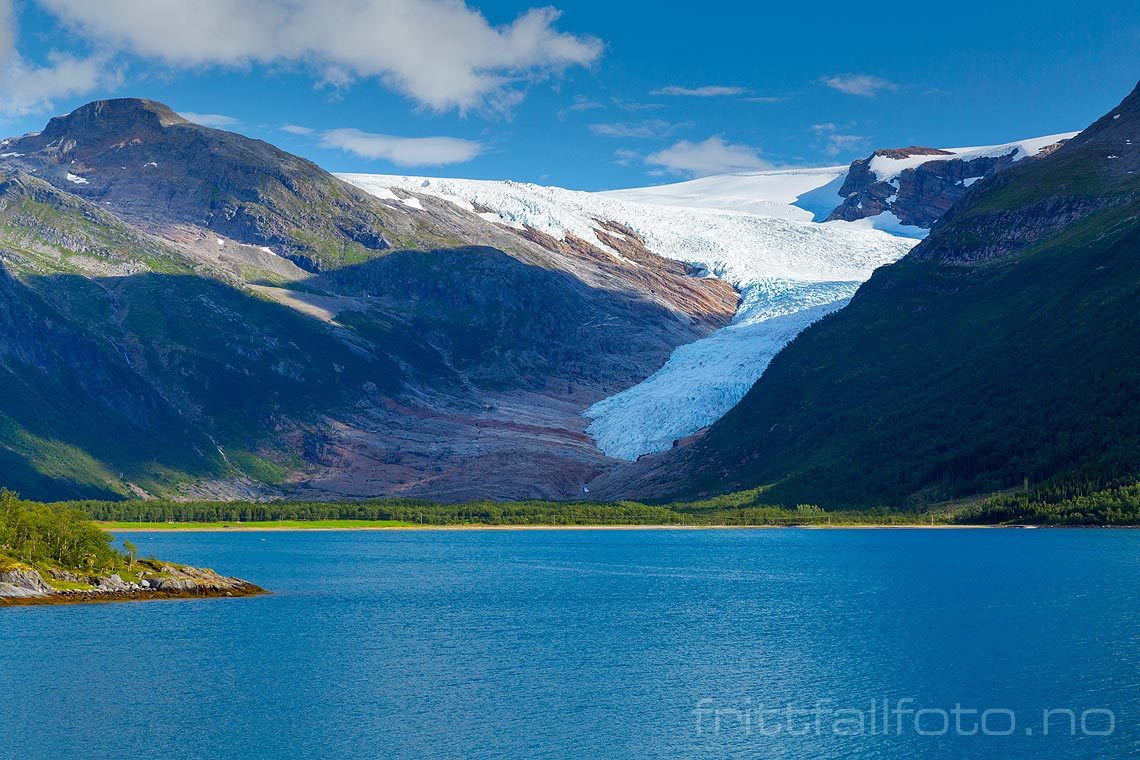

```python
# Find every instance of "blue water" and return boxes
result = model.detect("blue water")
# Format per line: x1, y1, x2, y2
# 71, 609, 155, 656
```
1, 528, 1138, 759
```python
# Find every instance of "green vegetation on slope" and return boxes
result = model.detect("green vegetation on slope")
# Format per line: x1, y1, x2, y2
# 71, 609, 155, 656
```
53, 480, 1140, 528
668, 82, 1140, 508
957, 482, 1140, 525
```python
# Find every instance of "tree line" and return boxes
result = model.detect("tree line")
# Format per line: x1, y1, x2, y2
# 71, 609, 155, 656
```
0, 490, 126, 571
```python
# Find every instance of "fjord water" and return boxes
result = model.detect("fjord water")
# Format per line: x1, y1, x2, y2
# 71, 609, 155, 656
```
2, 529, 1137, 759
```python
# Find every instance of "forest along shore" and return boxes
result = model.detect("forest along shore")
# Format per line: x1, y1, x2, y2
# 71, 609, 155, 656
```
97, 521, 1006, 532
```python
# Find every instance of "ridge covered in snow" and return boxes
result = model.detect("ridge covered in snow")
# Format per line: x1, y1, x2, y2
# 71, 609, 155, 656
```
866, 133, 1078, 182
340, 171, 917, 459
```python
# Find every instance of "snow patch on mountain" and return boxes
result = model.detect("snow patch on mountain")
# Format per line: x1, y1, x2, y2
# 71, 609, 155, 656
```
867, 133, 1077, 182
341, 171, 917, 460
834, 211, 929, 239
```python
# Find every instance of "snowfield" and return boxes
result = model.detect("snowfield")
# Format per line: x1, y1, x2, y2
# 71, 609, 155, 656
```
341, 170, 917, 459
601, 166, 848, 221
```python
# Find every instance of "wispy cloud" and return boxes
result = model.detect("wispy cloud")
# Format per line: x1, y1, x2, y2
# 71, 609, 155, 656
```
651, 84, 746, 97
821, 74, 898, 97
645, 136, 771, 177
811, 122, 867, 156
557, 94, 604, 119
318, 128, 483, 166
612, 99, 663, 113
740, 95, 784, 103
613, 148, 639, 167
280, 124, 315, 136
180, 111, 239, 128
589, 119, 686, 139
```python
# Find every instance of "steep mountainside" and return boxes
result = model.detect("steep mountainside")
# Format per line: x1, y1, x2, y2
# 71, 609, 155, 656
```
0, 99, 737, 501
343, 174, 916, 460
630, 82, 1140, 507
1, 97, 1079, 504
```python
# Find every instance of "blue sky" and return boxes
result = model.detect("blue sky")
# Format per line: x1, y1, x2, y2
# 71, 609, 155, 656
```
1, 0, 1138, 190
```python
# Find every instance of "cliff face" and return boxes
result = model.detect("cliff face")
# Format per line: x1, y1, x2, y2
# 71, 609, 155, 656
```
826, 139, 1071, 229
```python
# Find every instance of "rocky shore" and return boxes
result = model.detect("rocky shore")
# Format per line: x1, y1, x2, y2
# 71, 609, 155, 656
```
0, 562, 265, 606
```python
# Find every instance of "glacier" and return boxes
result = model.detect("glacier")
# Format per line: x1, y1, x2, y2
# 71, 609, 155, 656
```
341, 169, 917, 460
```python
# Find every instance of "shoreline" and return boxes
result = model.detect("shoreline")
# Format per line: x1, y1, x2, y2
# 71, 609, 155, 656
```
0, 583, 268, 607
99, 522, 1025, 532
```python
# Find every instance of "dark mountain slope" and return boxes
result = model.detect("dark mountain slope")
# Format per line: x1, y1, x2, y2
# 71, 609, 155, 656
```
0, 262, 224, 500
652, 82, 1140, 507
0, 100, 737, 501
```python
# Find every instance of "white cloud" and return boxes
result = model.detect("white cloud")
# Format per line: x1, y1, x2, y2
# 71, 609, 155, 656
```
180, 111, 239, 128
811, 122, 867, 156
40, 0, 603, 114
645, 136, 771, 177
318, 128, 483, 166
589, 119, 682, 139
0, 0, 116, 116
612, 98, 663, 112
0, 0, 11, 58
280, 124, 315, 136
612, 148, 639, 167
651, 85, 746, 97
557, 94, 603, 119
821, 74, 897, 97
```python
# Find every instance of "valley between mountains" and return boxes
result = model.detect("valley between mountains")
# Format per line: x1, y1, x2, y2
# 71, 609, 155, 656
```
0, 91, 1118, 508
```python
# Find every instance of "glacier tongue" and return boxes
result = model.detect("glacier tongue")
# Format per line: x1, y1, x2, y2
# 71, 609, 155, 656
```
339, 170, 918, 460
584, 280, 863, 458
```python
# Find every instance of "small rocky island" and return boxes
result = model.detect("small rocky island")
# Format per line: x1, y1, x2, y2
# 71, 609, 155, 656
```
0, 560, 265, 606
0, 490, 264, 607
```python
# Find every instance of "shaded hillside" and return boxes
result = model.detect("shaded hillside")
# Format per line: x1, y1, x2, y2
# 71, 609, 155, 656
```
656, 82, 1140, 507
0, 263, 222, 500
0, 100, 735, 501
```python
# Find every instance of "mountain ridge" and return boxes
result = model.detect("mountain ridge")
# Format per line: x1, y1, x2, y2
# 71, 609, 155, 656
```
0, 95, 1110, 505
0, 98, 738, 501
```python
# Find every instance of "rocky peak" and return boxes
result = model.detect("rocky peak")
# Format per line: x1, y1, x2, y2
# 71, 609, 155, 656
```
0, 98, 407, 270
1049, 81, 1140, 179
826, 137, 1071, 229
43, 98, 189, 136
33, 99, 192, 158
1064, 81, 1140, 149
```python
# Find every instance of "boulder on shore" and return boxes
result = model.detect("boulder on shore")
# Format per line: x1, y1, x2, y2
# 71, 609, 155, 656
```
0, 567, 55, 598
